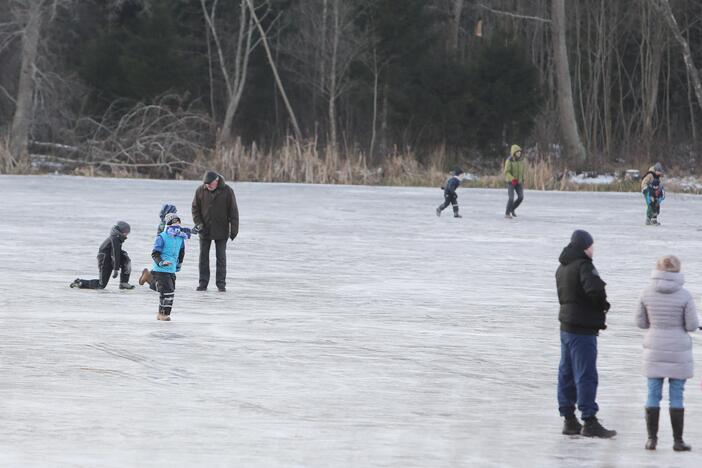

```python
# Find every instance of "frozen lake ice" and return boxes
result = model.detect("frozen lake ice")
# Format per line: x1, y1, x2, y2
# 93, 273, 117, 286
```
1, 175, 702, 467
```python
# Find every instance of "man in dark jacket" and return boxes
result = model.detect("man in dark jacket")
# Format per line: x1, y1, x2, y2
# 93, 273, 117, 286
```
69, 221, 134, 290
556, 230, 616, 438
192, 171, 239, 292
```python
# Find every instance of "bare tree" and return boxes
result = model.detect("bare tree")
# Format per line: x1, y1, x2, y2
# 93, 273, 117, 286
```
246, 0, 303, 146
8, 0, 45, 170
651, 0, 702, 113
200, 0, 256, 144
551, 0, 587, 163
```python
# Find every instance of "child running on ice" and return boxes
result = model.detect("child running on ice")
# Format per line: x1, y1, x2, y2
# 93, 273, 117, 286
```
436, 167, 465, 218
70, 221, 135, 290
641, 162, 665, 226
139, 206, 197, 288
148, 213, 189, 321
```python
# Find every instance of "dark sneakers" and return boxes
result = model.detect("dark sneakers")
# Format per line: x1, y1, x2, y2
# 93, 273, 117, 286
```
196, 285, 207, 291
562, 415, 582, 435
581, 417, 617, 438
217, 286, 226, 292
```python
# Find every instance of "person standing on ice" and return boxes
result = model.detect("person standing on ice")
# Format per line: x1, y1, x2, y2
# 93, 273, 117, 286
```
636, 255, 698, 451
150, 213, 189, 321
503, 144, 525, 219
192, 171, 239, 292
435, 167, 465, 218
555, 230, 616, 438
641, 162, 665, 225
69, 221, 135, 290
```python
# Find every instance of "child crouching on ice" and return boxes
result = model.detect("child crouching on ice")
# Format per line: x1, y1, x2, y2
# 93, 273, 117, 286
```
70, 221, 134, 290
149, 213, 189, 321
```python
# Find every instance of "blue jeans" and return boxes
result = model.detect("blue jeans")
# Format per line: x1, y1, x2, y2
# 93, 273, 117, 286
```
558, 331, 599, 419
646, 378, 686, 409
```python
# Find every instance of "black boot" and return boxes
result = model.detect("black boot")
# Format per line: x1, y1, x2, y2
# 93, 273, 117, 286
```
581, 417, 617, 438
452, 206, 461, 218
645, 407, 659, 450
562, 415, 582, 435
670, 408, 691, 451
436, 206, 442, 217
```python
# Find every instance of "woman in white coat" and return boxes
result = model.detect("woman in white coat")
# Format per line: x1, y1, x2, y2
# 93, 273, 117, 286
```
637, 255, 699, 451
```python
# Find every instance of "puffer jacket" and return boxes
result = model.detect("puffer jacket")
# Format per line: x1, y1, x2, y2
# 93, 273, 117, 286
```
636, 270, 700, 379
556, 243, 610, 335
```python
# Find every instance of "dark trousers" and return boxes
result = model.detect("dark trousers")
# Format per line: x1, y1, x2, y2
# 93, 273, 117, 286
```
199, 238, 227, 288
152, 271, 176, 315
78, 251, 131, 289
506, 183, 524, 215
558, 330, 599, 420
438, 192, 459, 215
643, 189, 661, 219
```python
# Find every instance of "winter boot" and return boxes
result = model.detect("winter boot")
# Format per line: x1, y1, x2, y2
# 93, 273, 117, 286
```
138, 268, 152, 286
196, 285, 207, 291
436, 206, 442, 217
562, 415, 582, 435
162, 314, 171, 321
119, 282, 135, 290
651, 217, 659, 226
157, 313, 165, 321
646, 218, 652, 225
670, 408, 691, 451
581, 417, 617, 438
452, 206, 461, 218
69, 278, 82, 288
505, 213, 513, 219
511, 211, 518, 218
645, 407, 659, 450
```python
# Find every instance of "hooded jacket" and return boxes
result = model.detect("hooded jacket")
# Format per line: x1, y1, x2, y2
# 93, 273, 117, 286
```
636, 270, 699, 379
556, 243, 610, 335
191, 174, 239, 241
503, 145, 525, 183
641, 165, 663, 191
97, 222, 130, 270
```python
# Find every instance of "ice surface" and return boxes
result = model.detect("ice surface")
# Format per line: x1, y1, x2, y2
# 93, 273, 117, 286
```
1, 175, 702, 467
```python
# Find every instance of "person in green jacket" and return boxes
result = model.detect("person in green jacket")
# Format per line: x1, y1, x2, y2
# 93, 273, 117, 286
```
504, 144, 525, 219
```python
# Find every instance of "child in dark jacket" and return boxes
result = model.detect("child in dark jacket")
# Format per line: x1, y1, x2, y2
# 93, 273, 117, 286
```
641, 163, 665, 225
150, 213, 189, 321
436, 167, 465, 218
70, 221, 134, 290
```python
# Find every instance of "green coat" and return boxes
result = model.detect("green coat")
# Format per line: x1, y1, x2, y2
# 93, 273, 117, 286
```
503, 156, 525, 183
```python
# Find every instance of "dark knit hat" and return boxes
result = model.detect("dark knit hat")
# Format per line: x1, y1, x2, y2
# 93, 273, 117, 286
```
571, 229, 593, 250
452, 166, 465, 176
203, 171, 219, 184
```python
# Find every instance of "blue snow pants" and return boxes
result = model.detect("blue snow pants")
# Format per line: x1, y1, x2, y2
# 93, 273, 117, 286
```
558, 331, 599, 420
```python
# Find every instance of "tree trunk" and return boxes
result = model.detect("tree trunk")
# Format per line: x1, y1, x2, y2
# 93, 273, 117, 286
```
246, 0, 303, 147
327, 0, 339, 160
9, 1, 43, 169
551, 0, 587, 163
654, 0, 702, 112
447, 0, 464, 55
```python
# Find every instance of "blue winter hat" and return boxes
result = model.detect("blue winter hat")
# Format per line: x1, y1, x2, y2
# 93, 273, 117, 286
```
159, 204, 177, 221
571, 229, 593, 250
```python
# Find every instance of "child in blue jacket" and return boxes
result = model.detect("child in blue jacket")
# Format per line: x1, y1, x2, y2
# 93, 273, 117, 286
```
150, 213, 189, 321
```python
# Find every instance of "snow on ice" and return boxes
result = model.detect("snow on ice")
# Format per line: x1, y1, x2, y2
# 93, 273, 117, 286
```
1, 175, 702, 467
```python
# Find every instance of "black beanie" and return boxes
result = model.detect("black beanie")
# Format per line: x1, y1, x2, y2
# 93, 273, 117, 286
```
452, 166, 464, 176
203, 171, 219, 184
570, 229, 593, 250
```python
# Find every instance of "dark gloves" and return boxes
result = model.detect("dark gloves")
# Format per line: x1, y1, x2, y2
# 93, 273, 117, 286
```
511, 178, 518, 187
192, 224, 203, 235
230, 233, 236, 241
604, 300, 611, 312
112, 270, 119, 279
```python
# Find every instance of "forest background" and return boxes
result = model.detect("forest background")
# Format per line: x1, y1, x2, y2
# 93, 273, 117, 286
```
1, 0, 702, 189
